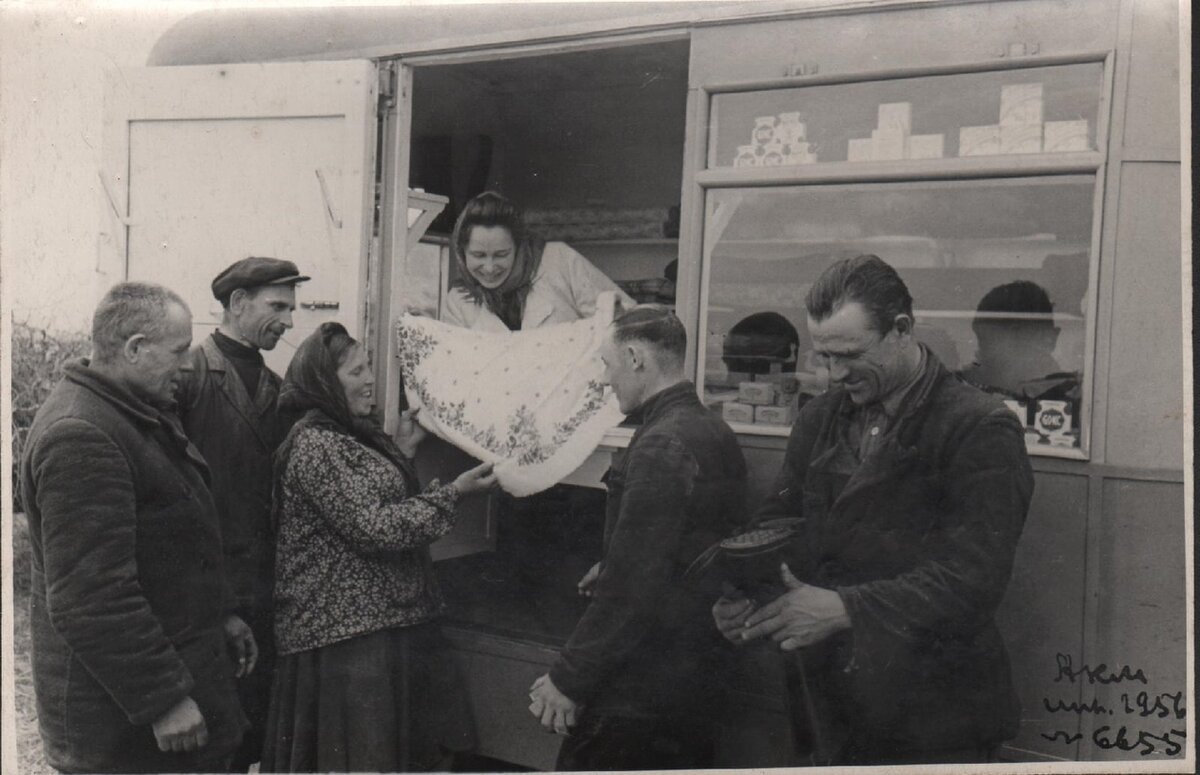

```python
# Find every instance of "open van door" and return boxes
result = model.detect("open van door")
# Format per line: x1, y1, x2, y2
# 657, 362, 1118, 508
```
100, 60, 379, 376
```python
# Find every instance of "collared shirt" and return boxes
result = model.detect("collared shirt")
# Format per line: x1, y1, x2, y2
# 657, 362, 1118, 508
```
847, 347, 928, 461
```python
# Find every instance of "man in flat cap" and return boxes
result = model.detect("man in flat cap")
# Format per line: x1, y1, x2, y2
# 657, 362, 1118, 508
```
175, 256, 308, 770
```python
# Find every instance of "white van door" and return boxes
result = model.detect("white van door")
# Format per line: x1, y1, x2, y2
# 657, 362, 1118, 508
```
100, 60, 378, 376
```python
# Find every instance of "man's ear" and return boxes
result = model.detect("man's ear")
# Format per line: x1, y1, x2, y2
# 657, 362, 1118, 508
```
626, 342, 646, 371
893, 314, 914, 337
228, 288, 248, 315
122, 333, 147, 363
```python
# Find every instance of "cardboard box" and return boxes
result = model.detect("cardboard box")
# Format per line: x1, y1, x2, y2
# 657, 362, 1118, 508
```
755, 405, 797, 426
907, 133, 945, 159
1000, 122, 1042, 154
722, 401, 755, 424
958, 125, 1001, 156
1000, 83, 1044, 125
877, 102, 913, 134
847, 137, 874, 162
871, 128, 907, 161
738, 381, 776, 406
1043, 120, 1090, 152
1034, 400, 1072, 436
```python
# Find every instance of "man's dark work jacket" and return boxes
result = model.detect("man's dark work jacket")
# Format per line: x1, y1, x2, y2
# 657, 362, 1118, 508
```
176, 335, 285, 619
20, 360, 245, 773
758, 349, 1034, 758
549, 381, 749, 718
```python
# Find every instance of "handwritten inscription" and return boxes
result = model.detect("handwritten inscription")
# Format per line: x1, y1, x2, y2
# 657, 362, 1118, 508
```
1054, 652, 1148, 685
1041, 654, 1185, 757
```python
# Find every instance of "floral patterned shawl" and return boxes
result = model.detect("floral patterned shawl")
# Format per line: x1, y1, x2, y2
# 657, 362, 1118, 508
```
395, 292, 625, 496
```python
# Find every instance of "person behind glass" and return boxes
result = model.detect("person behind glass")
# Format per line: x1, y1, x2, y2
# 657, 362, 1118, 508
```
441, 191, 634, 331
261, 322, 497, 772
958, 279, 1079, 403
528, 306, 748, 771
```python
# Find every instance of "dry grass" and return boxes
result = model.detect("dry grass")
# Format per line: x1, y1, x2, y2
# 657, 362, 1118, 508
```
12, 512, 52, 775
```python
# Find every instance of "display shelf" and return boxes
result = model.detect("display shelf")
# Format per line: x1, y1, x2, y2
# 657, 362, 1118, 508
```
571, 238, 678, 246
695, 151, 1104, 188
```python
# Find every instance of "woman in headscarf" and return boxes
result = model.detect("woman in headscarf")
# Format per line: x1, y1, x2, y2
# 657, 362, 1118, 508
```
261, 322, 496, 772
441, 191, 634, 331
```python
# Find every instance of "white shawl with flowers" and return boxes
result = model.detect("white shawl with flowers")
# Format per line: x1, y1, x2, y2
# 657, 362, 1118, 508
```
395, 292, 625, 496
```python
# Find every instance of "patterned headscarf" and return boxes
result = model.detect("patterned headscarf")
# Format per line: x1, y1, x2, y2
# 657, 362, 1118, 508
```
273, 322, 418, 525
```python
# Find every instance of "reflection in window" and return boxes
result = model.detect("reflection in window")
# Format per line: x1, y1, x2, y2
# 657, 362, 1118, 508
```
700, 178, 1093, 451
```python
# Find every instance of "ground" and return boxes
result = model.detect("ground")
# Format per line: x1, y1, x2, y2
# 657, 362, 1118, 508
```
12, 512, 52, 775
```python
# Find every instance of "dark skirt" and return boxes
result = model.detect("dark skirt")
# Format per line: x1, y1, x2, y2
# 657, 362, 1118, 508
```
261, 622, 476, 772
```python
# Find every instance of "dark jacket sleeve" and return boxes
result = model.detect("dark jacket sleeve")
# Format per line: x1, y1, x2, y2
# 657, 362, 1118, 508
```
289, 428, 459, 556
30, 419, 193, 726
838, 408, 1034, 640
549, 435, 698, 703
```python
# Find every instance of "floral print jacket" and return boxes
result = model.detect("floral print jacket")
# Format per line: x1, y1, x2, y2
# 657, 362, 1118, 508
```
273, 425, 459, 655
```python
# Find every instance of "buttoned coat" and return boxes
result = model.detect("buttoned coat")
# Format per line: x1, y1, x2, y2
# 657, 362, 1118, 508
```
21, 361, 244, 773
176, 335, 285, 617
757, 350, 1034, 757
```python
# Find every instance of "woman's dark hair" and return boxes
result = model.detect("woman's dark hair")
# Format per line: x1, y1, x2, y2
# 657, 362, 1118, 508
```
274, 322, 414, 497
450, 191, 546, 329
804, 254, 913, 334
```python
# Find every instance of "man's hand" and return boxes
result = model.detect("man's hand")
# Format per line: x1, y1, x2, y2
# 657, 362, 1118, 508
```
712, 584, 756, 645
528, 674, 579, 735
151, 696, 209, 753
740, 564, 851, 651
224, 614, 259, 677
577, 562, 601, 597
395, 408, 428, 459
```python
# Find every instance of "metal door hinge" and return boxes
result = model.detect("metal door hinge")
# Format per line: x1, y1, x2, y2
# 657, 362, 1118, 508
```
786, 61, 820, 77
998, 41, 1041, 57
379, 62, 399, 110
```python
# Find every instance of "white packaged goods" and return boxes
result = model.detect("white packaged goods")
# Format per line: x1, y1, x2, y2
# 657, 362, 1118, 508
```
776, 113, 807, 144
1000, 122, 1043, 154
1043, 120, 1090, 152
1034, 400, 1072, 437
722, 401, 755, 423
734, 145, 760, 167
753, 116, 777, 145
761, 141, 785, 166
754, 405, 797, 425
847, 137, 874, 161
784, 142, 817, 165
1000, 83, 1044, 125
871, 128, 907, 160
907, 133, 945, 159
738, 381, 776, 406
958, 125, 1001, 156
877, 102, 913, 134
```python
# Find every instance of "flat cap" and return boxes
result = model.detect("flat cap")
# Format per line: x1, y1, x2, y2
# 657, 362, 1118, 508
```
212, 256, 310, 303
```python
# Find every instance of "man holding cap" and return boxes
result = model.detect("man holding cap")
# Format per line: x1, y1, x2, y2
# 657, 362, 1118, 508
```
175, 256, 309, 770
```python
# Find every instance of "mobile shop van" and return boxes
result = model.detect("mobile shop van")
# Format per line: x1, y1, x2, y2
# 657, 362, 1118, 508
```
110, 0, 1186, 766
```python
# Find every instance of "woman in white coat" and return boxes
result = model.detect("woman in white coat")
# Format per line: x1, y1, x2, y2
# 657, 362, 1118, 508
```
441, 191, 633, 331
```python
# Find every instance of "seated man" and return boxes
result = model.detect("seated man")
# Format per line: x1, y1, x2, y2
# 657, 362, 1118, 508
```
714, 255, 1034, 766
528, 306, 748, 771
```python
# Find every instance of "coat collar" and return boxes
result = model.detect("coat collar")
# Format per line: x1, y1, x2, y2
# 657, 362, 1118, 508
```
199, 335, 278, 445
628, 380, 699, 427
63, 359, 164, 428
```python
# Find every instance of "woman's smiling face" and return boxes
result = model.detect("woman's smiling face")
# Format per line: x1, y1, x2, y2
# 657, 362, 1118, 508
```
336, 344, 375, 417
464, 225, 516, 289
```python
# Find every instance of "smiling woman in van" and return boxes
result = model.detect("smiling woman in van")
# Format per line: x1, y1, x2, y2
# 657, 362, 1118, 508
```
441, 191, 634, 332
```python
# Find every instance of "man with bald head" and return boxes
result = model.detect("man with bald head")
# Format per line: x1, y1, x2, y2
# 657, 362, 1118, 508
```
21, 282, 256, 773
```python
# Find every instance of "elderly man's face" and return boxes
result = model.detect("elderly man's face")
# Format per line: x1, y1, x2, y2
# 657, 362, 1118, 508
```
232, 285, 296, 350
129, 302, 193, 408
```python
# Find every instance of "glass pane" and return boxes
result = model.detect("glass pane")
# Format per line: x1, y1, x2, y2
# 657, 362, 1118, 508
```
710, 62, 1104, 167
702, 177, 1093, 452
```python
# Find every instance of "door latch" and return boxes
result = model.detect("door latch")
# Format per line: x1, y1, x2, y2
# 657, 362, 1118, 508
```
300, 300, 341, 311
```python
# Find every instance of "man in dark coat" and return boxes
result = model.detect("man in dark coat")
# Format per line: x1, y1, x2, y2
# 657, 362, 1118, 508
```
175, 256, 308, 770
21, 282, 257, 773
714, 254, 1034, 766
528, 306, 748, 771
